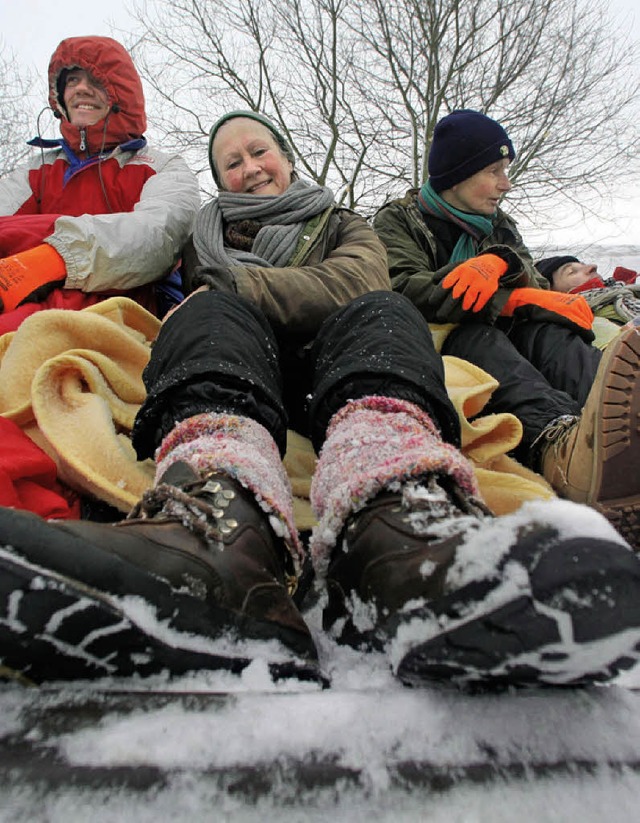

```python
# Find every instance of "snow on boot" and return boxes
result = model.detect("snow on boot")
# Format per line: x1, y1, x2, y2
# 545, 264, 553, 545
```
321, 475, 487, 648
0, 414, 320, 685
311, 397, 640, 690
328, 486, 640, 690
539, 323, 640, 549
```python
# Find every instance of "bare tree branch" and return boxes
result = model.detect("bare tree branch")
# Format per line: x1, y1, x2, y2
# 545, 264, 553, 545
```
0, 41, 39, 177
122, 0, 640, 226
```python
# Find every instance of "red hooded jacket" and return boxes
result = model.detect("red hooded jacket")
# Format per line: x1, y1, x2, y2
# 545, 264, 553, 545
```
0, 36, 200, 332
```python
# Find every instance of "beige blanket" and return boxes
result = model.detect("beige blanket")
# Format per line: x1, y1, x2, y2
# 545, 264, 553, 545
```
0, 298, 553, 523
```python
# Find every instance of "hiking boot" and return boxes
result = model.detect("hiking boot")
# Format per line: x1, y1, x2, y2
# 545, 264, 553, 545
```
0, 462, 319, 684
324, 475, 640, 689
539, 324, 640, 549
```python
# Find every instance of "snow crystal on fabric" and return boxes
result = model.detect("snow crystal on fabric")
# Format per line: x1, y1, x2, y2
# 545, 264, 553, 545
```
309, 396, 479, 573
156, 412, 303, 564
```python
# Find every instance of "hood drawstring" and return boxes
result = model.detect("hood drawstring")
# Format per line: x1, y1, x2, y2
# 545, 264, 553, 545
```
33, 106, 56, 207
97, 114, 114, 213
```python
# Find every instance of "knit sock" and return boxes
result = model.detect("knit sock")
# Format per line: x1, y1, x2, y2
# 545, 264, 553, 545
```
156, 412, 303, 567
309, 396, 480, 575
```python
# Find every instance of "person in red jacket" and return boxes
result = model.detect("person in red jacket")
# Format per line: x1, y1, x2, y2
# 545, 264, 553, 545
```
0, 35, 201, 334
0, 36, 200, 520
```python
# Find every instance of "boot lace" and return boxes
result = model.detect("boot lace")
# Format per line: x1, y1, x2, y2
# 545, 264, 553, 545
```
127, 475, 237, 544
531, 414, 579, 480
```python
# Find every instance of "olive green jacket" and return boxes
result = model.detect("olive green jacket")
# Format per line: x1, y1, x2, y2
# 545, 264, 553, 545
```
373, 189, 549, 326
184, 207, 390, 339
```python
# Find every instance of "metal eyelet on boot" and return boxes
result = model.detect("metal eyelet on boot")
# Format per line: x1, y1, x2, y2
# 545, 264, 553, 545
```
200, 480, 240, 536
285, 573, 298, 597
217, 519, 239, 535
202, 479, 224, 495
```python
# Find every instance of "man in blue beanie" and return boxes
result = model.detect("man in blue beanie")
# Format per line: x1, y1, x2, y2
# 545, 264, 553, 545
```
374, 109, 640, 549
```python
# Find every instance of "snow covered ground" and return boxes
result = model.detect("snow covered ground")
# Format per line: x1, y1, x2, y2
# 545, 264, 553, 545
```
2, 499, 640, 821
1, 606, 640, 821
1, 244, 639, 821
1, 598, 640, 822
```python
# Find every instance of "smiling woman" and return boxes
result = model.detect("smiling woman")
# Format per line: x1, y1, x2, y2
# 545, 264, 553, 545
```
211, 118, 294, 196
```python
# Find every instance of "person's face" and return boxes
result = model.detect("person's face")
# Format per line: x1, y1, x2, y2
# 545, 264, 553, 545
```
552, 261, 599, 293
441, 159, 512, 215
63, 69, 110, 127
212, 118, 293, 196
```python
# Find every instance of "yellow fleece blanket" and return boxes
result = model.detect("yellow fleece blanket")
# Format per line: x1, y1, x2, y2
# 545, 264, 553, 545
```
0, 298, 553, 523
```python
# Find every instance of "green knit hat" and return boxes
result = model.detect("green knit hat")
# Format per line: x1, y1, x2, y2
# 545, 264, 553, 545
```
208, 110, 296, 188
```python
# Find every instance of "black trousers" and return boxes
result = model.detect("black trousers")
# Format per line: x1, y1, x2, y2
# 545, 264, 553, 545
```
133, 290, 460, 460
442, 319, 602, 463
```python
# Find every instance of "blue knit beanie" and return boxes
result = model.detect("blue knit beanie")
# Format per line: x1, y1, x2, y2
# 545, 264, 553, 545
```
428, 109, 515, 193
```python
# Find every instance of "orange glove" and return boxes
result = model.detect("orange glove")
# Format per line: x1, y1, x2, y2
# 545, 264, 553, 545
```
442, 253, 508, 312
0, 244, 66, 313
501, 287, 593, 331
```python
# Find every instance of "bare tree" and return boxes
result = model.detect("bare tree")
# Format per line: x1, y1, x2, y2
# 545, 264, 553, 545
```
0, 41, 40, 178
125, 0, 639, 223
126, 0, 379, 205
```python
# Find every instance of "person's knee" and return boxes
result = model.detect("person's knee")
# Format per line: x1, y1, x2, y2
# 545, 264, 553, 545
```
442, 322, 508, 357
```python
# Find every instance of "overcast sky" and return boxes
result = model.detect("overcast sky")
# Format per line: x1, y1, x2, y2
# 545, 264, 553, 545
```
2, 0, 639, 250
1, 2, 135, 78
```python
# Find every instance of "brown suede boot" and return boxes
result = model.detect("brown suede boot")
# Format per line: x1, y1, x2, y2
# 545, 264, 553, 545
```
539, 324, 640, 548
323, 474, 640, 689
0, 461, 318, 683
323, 474, 490, 648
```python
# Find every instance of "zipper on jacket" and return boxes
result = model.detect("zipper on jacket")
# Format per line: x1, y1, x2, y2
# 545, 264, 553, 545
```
79, 129, 86, 152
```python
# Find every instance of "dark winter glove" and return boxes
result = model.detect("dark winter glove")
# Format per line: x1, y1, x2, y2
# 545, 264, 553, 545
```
189, 264, 237, 295
442, 253, 508, 312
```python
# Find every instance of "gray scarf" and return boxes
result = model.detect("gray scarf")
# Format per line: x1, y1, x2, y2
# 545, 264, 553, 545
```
193, 179, 335, 269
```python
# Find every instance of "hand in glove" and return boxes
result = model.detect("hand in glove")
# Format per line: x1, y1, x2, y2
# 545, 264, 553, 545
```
501, 287, 593, 332
0, 244, 66, 312
442, 253, 508, 312
189, 264, 237, 295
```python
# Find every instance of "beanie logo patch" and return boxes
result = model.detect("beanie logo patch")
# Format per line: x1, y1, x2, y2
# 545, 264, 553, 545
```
499, 145, 510, 157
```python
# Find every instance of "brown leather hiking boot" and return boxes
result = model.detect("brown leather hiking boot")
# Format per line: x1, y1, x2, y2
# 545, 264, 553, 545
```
539, 324, 640, 548
323, 474, 640, 689
323, 475, 489, 647
0, 461, 319, 684
56, 461, 316, 659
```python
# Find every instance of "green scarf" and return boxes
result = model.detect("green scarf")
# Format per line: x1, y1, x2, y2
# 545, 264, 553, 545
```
417, 181, 494, 264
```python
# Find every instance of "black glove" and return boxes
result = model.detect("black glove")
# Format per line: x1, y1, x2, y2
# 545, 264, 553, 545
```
188, 264, 237, 295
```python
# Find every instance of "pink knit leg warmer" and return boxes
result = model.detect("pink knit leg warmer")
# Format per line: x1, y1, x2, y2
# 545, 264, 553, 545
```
155, 412, 303, 566
309, 396, 480, 574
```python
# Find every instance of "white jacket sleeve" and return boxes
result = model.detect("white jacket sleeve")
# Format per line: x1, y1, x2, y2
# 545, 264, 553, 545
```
0, 159, 37, 214
47, 148, 201, 292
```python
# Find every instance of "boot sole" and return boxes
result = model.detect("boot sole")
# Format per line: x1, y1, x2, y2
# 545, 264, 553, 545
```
588, 325, 640, 548
0, 506, 319, 664
0, 548, 325, 686
393, 538, 640, 689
